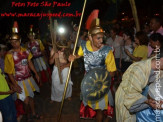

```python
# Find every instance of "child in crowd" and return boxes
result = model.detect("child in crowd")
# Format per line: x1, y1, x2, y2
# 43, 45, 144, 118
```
49, 40, 73, 102
121, 30, 134, 72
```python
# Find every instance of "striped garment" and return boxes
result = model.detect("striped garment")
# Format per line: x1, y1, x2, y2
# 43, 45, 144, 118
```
115, 57, 160, 122
17, 77, 40, 101
32, 56, 47, 72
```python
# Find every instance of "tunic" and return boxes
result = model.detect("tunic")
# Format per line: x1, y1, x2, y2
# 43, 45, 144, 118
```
28, 40, 47, 72
78, 40, 116, 110
4, 47, 40, 101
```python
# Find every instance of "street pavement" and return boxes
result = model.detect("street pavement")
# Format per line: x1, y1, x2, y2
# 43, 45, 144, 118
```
21, 68, 117, 122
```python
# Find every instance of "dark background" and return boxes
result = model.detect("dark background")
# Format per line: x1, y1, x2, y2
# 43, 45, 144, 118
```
0, 0, 162, 42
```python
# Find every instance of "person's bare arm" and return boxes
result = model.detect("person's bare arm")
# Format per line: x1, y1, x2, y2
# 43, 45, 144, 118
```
68, 54, 82, 62
49, 48, 60, 65
0, 90, 14, 95
8, 74, 22, 93
49, 49, 55, 65
28, 60, 40, 83
125, 49, 142, 61
49, 55, 55, 65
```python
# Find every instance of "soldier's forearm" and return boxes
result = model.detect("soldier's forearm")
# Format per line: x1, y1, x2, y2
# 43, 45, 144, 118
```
28, 60, 38, 75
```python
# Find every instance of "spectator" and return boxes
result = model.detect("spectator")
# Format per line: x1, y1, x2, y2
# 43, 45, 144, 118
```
149, 33, 163, 57
150, 16, 163, 35
125, 31, 148, 62
0, 68, 17, 122
121, 29, 134, 72
148, 16, 163, 56
106, 28, 123, 82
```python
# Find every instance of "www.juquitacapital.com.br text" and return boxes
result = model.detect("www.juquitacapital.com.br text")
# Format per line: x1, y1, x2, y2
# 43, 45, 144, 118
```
0, 11, 81, 20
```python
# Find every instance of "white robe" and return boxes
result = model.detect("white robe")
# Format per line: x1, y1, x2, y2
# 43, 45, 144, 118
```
51, 66, 73, 102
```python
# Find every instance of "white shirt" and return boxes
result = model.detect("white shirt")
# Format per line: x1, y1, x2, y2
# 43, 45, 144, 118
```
106, 35, 123, 58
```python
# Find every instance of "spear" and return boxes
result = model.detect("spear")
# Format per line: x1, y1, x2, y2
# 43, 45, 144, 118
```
58, 0, 87, 121
50, 18, 63, 84
129, 0, 140, 31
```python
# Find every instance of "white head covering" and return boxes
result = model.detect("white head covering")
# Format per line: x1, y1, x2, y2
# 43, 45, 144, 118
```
0, 111, 2, 122
148, 78, 163, 100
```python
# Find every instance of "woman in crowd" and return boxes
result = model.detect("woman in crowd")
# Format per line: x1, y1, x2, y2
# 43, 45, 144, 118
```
121, 29, 134, 73
125, 31, 148, 62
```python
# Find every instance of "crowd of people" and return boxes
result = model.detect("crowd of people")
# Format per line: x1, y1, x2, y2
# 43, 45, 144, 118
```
0, 15, 163, 122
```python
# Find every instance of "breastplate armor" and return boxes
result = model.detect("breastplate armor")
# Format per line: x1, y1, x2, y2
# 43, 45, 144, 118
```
81, 41, 112, 72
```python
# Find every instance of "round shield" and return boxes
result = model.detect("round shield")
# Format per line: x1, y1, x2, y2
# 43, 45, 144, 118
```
81, 68, 111, 103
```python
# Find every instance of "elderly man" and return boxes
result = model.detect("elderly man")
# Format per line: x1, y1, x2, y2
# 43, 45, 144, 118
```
115, 47, 163, 122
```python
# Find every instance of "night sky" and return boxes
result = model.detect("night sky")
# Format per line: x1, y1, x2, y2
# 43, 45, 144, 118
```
0, 0, 162, 41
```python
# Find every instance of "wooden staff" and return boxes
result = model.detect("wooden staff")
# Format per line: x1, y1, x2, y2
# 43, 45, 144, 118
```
129, 0, 140, 31
50, 18, 63, 84
58, 0, 87, 121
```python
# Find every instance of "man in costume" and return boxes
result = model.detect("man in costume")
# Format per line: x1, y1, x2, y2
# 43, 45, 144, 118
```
27, 25, 51, 84
49, 40, 72, 102
4, 27, 40, 121
115, 47, 163, 122
69, 18, 116, 122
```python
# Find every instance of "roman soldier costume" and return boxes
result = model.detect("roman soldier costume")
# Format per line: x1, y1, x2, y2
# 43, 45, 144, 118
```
27, 25, 51, 82
4, 25, 40, 101
79, 17, 116, 119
